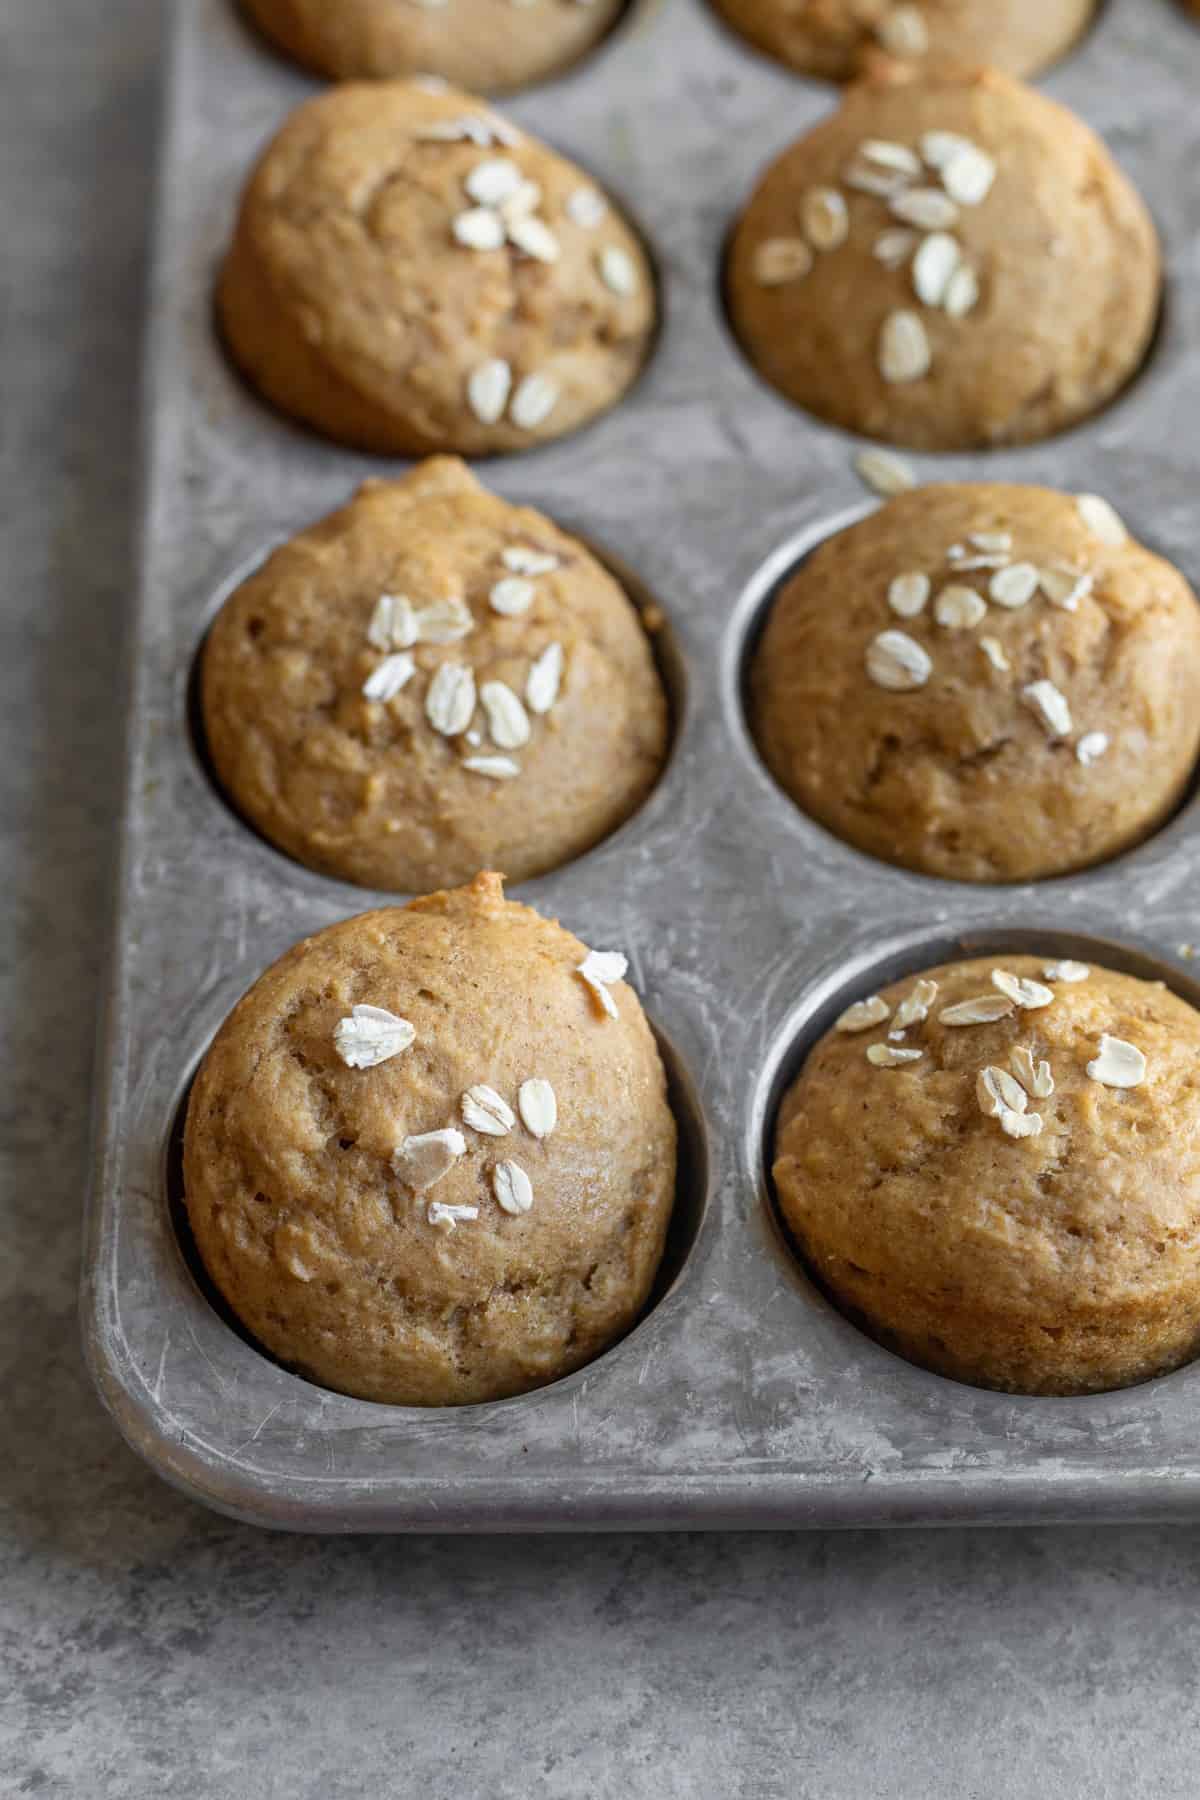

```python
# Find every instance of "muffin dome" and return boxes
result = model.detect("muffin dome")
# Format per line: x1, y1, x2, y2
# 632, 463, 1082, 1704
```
218, 81, 656, 455
775, 953, 1200, 1394
184, 873, 678, 1405
750, 483, 1200, 882
726, 66, 1159, 450
202, 458, 669, 892
238, 0, 625, 93
709, 0, 1094, 84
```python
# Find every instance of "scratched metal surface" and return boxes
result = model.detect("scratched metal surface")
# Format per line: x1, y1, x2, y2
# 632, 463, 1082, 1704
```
81, 0, 1200, 1530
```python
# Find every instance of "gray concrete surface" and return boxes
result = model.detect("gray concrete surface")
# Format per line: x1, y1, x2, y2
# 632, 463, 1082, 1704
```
3, 2, 1200, 1794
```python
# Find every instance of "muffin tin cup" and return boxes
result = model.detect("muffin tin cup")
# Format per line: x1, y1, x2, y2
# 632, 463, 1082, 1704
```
83, 0, 1200, 1530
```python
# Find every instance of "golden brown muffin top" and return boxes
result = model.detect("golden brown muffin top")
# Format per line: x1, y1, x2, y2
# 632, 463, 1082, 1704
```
239, 0, 625, 94
219, 80, 655, 455
751, 483, 1200, 882
776, 953, 1200, 1319
202, 458, 669, 892
184, 873, 677, 1405
709, 0, 1094, 84
727, 65, 1159, 450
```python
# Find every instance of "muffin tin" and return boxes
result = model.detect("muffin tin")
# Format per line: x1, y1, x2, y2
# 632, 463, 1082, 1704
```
83, 0, 1200, 1529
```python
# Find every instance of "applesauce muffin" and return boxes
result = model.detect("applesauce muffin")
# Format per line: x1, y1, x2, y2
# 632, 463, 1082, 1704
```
201, 458, 669, 892
726, 65, 1159, 450
183, 872, 677, 1406
774, 953, 1200, 1395
238, 0, 625, 93
217, 81, 656, 456
709, 0, 1093, 83
750, 483, 1200, 882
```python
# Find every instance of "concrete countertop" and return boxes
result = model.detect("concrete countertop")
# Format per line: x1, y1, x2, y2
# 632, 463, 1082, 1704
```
3, 3, 1198, 1794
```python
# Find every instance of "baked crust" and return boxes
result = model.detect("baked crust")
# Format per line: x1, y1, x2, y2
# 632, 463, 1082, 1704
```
709, 0, 1094, 83
184, 873, 678, 1405
727, 65, 1160, 450
217, 81, 656, 455
750, 483, 1200, 882
202, 458, 669, 892
238, 0, 625, 93
774, 954, 1200, 1395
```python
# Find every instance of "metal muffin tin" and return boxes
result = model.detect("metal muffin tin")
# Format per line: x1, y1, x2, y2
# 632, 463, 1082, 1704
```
83, 0, 1200, 1529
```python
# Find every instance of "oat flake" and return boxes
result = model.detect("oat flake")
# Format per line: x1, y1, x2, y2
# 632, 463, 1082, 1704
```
893, 978, 938, 1031
518, 1077, 558, 1138
977, 1065, 1028, 1119
393, 1127, 466, 1192
502, 545, 559, 576
1011, 1045, 1054, 1100
416, 595, 474, 644
480, 679, 531, 750
368, 592, 418, 651
578, 948, 627, 1018
874, 229, 918, 268
493, 1160, 534, 1216
941, 144, 996, 207
835, 995, 891, 1034
1076, 731, 1110, 767
934, 585, 986, 630
802, 187, 849, 251
461, 1084, 516, 1136
425, 661, 477, 736
913, 232, 960, 307
942, 264, 979, 319
1039, 565, 1093, 611
979, 635, 1009, 672
453, 207, 507, 251
462, 754, 519, 779
1043, 959, 1089, 984
878, 309, 932, 383
888, 571, 930, 618
753, 237, 814, 286
510, 372, 559, 430
1022, 679, 1073, 740
465, 156, 523, 206
428, 1201, 479, 1231
856, 448, 917, 498
1001, 1108, 1043, 1140
566, 185, 607, 228
890, 188, 959, 231
866, 628, 932, 691
940, 994, 1015, 1026
362, 652, 416, 702
598, 245, 638, 295
526, 641, 564, 714
468, 358, 512, 425
1076, 493, 1127, 546
507, 215, 560, 262
992, 969, 1054, 1011
1087, 1034, 1147, 1089
989, 562, 1039, 609
845, 162, 911, 199
490, 575, 535, 616
334, 1004, 415, 1069
867, 1044, 923, 1067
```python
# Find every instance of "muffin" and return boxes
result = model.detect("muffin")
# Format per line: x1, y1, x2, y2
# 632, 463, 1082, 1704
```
217, 81, 656, 456
710, 0, 1094, 83
183, 872, 677, 1406
201, 458, 669, 892
750, 483, 1200, 882
726, 65, 1160, 450
238, 0, 625, 92
775, 953, 1200, 1395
